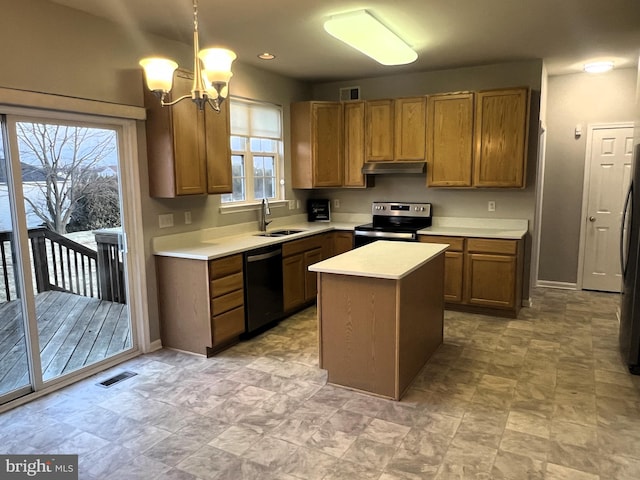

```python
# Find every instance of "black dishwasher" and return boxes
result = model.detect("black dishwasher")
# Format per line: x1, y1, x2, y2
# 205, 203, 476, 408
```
243, 244, 284, 335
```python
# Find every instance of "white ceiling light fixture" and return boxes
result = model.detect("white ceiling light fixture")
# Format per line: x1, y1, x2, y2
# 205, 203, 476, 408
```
583, 60, 615, 73
323, 10, 417, 66
139, 0, 236, 112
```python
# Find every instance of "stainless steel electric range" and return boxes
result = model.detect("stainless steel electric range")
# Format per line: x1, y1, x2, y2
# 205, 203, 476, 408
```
354, 201, 432, 247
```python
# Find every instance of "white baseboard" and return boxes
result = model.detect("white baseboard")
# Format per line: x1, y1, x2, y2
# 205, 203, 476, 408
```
536, 280, 578, 290
148, 339, 163, 352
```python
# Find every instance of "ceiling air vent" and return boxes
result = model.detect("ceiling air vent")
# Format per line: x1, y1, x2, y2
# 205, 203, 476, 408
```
339, 86, 360, 101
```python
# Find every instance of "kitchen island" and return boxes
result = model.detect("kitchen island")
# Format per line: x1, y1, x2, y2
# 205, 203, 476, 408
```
309, 241, 448, 400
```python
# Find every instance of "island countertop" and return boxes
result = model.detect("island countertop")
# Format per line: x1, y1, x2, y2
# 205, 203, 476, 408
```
308, 240, 449, 280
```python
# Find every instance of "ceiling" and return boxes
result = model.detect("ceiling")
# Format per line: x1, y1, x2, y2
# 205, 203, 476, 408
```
48, 0, 640, 82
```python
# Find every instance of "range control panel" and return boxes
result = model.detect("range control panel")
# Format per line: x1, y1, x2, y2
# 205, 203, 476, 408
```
371, 202, 432, 218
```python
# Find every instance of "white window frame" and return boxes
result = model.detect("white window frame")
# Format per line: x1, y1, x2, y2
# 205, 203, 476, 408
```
220, 98, 285, 212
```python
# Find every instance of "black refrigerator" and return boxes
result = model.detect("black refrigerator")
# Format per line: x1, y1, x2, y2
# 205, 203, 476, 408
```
620, 143, 640, 374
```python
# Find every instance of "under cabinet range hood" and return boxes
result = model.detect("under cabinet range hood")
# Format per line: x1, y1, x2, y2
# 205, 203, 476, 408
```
361, 161, 426, 175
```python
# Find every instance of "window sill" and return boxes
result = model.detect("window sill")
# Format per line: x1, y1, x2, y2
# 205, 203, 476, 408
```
219, 200, 291, 215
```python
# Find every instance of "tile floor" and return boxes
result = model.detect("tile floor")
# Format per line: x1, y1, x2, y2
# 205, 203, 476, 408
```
1, 288, 640, 479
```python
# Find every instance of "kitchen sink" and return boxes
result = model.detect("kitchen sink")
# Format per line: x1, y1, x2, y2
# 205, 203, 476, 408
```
255, 229, 306, 237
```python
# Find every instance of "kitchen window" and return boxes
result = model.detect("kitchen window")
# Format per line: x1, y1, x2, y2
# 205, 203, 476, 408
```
221, 99, 283, 205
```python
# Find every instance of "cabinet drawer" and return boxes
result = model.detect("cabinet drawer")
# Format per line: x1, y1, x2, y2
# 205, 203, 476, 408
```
467, 238, 517, 255
209, 254, 242, 279
210, 272, 243, 298
211, 289, 244, 316
419, 235, 464, 251
212, 306, 245, 345
282, 234, 324, 257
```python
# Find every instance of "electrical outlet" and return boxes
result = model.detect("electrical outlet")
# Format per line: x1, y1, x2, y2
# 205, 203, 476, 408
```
296, 200, 300, 209
333, 199, 340, 209
158, 213, 174, 228
488, 201, 496, 212
184, 211, 192, 225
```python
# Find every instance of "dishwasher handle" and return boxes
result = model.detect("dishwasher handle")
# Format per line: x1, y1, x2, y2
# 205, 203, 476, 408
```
246, 248, 282, 262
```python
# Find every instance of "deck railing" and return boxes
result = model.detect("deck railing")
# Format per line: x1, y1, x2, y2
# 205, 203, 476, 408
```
0, 228, 125, 304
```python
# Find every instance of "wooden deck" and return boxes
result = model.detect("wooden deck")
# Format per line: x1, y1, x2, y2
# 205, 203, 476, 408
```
0, 291, 130, 393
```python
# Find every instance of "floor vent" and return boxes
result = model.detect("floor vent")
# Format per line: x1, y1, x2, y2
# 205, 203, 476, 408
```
97, 371, 137, 388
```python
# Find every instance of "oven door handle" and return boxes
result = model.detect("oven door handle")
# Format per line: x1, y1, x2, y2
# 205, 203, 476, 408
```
354, 230, 416, 240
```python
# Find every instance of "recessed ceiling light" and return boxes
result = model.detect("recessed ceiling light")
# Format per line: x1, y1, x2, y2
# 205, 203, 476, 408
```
258, 52, 276, 60
324, 10, 417, 66
583, 61, 614, 73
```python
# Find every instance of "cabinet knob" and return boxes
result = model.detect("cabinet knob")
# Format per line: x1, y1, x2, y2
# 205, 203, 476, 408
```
589, 216, 596, 222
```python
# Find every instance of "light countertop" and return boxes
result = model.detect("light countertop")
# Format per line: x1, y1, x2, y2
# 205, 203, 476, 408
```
308, 241, 449, 280
419, 217, 528, 239
152, 215, 528, 261
152, 221, 359, 261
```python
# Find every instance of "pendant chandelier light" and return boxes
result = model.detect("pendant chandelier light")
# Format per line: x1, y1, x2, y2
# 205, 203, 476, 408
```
139, 0, 236, 112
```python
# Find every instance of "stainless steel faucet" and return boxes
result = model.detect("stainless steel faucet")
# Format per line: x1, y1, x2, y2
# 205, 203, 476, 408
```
259, 197, 272, 231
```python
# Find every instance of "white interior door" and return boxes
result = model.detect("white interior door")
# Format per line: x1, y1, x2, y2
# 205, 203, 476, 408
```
582, 125, 634, 292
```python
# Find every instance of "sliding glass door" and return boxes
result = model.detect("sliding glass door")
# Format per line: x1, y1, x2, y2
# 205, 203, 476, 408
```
0, 112, 135, 405
0, 121, 32, 403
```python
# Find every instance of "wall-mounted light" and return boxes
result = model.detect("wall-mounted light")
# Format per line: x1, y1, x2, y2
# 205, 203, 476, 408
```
583, 61, 614, 74
324, 10, 417, 66
139, 0, 236, 112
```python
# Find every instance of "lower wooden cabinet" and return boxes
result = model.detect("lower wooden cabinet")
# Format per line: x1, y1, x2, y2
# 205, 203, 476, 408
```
156, 253, 245, 356
443, 251, 464, 303
283, 254, 305, 311
420, 236, 464, 303
332, 231, 354, 256
304, 248, 323, 300
282, 234, 326, 312
419, 235, 523, 317
209, 254, 245, 348
282, 231, 353, 313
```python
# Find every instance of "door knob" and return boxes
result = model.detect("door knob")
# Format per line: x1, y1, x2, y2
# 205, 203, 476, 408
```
589, 216, 596, 222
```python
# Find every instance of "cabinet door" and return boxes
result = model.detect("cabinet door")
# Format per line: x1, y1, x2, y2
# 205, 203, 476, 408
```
465, 253, 516, 308
474, 88, 529, 188
283, 254, 305, 311
205, 99, 232, 194
394, 97, 426, 161
427, 93, 474, 187
304, 248, 323, 301
313, 103, 343, 187
212, 306, 245, 346
344, 101, 367, 187
145, 70, 207, 197
366, 99, 394, 161
444, 251, 464, 303
333, 232, 354, 256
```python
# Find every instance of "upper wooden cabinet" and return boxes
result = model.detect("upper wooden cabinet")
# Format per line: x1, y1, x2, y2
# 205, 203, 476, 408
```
394, 97, 427, 160
143, 69, 232, 198
426, 92, 474, 187
365, 97, 426, 162
474, 88, 529, 188
365, 99, 394, 161
343, 101, 369, 188
204, 101, 233, 194
426, 87, 530, 189
291, 102, 344, 188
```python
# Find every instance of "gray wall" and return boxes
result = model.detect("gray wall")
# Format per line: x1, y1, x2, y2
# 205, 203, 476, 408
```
539, 68, 638, 284
310, 60, 544, 300
0, 0, 311, 343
